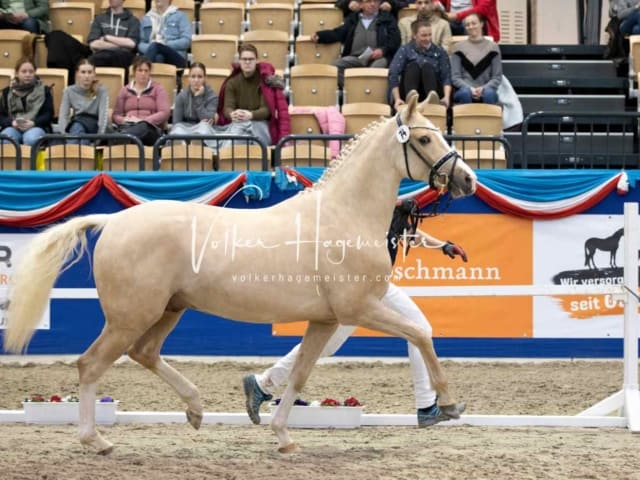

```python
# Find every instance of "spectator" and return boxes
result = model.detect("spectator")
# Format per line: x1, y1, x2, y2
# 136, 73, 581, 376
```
312, 0, 401, 87
389, 20, 451, 111
611, 0, 640, 35
336, 0, 408, 18
169, 62, 219, 145
58, 58, 110, 145
450, 12, 501, 105
87, 0, 140, 72
139, 0, 191, 68
0, 57, 53, 147
216, 44, 290, 147
0, 0, 48, 33
112, 57, 170, 145
437, 0, 500, 42
399, 0, 451, 48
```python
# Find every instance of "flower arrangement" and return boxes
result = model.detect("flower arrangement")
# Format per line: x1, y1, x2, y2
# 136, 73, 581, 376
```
272, 396, 363, 407
23, 394, 115, 403
269, 396, 364, 428
22, 394, 118, 425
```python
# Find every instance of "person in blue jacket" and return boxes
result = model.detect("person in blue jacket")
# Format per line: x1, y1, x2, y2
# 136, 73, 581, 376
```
139, 0, 191, 68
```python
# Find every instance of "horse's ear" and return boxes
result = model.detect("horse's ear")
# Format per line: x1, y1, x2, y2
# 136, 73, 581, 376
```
425, 91, 440, 104
402, 90, 419, 121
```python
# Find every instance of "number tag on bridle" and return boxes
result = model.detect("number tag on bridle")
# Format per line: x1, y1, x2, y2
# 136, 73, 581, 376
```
396, 125, 410, 144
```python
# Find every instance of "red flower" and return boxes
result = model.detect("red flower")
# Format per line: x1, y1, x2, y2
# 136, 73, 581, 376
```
50, 395, 62, 402
343, 397, 362, 407
321, 398, 340, 407
30, 394, 46, 402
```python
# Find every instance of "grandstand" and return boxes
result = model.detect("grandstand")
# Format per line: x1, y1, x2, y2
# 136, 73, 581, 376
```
0, 0, 637, 170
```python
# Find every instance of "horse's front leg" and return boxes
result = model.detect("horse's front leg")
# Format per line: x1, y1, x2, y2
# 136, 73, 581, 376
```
271, 321, 338, 453
354, 299, 455, 408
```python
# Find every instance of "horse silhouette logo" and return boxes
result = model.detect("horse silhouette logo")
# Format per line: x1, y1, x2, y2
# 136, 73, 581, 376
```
584, 228, 624, 270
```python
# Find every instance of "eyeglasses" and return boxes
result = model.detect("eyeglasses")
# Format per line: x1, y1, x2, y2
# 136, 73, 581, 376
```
239, 57, 257, 62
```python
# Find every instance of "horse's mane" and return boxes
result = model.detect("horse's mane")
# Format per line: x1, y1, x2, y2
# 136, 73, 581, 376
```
302, 117, 389, 194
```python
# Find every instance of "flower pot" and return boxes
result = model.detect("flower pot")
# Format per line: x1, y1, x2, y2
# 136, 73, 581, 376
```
269, 404, 363, 428
22, 401, 118, 425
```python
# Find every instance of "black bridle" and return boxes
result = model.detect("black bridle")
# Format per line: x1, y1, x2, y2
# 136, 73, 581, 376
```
395, 114, 461, 193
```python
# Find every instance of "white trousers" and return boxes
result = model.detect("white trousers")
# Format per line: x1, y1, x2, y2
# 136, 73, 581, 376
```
255, 283, 436, 409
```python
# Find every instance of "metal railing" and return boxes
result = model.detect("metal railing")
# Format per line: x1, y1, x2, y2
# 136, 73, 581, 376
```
445, 135, 513, 169
0, 135, 23, 170
273, 134, 353, 167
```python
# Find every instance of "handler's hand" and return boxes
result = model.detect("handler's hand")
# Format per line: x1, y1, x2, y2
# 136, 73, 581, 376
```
442, 241, 468, 262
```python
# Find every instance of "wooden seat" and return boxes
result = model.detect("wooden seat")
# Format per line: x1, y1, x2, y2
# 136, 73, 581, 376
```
279, 144, 332, 167
452, 103, 505, 168
630, 35, 640, 79
0, 68, 14, 90
49, 3, 95, 42
341, 102, 391, 135
217, 144, 267, 170
151, 63, 178, 107
172, 0, 196, 26
342, 68, 389, 105
37, 68, 69, 120
241, 30, 291, 73
420, 102, 448, 133
159, 144, 216, 170
397, 4, 416, 21
0, 30, 31, 69
247, 2, 295, 36
289, 64, 338, 106
95, 67, 125, 110
181, 67, 230, 94
0, 142, 23, 170
288, 109, 323, 135
198, 2, 245, 35
191, 34, 238, 70
294, 35, 341, 65
100, 144, 152, 170
41, 144, 97, 171
298, 4, 343, 35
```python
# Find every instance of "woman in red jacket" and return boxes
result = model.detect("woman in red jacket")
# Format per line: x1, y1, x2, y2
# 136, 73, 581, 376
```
437, 0, 500, 43
217, 44, 291, 147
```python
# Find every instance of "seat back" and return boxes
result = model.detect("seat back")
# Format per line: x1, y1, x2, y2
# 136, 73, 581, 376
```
41, 144, 97, 171
298, 4, 343, 35
0, 141, 22, 170
279, 144, 332, 167
49, 3, 95, 42
159, 144, 216, 170
341, 102, 391, 135
100, 144, 152, 170
342, 68, 389, 104
247, 3, 295, 35
95, 67, 126, 110
172, 0, 196, 25
0, 30, 31, 69
294, 35, 341, 65
151, 63, 178, 108
289, 64, 338, 106
217, 144, 267, 170
420, 102, 448, 133
191, 34, 239, 70
241, 30, 291, 73
452, 103, 504, 166
181, 68, 230, 95
0, 68, 14, 90
38, 68, 69, 120
198, 3, 245, 35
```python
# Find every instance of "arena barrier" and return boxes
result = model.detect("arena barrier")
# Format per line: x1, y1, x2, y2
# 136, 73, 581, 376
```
1, 204, 638, 432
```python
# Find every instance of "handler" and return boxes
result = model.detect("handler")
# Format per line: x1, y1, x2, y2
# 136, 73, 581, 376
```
243, 199, 468, 427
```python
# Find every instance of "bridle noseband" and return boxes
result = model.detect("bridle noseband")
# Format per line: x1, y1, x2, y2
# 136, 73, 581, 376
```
395, 114, 461, 192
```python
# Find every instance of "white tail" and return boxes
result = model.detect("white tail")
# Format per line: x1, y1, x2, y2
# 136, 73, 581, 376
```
3, 214, 111, 353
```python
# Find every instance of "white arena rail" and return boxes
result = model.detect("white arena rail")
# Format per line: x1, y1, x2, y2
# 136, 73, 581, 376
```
1, 205, 638, 433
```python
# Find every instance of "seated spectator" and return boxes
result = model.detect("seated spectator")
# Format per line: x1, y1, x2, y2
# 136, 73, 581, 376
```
139, 0, 191, 68
389, 20, 451, 111
58, 59, 110, 145
399, 0, 451, 48
312, 0, 400, 87
216, 44, 290, 147
450, 13, 501, 105
169, 62, 219, 145
336, 0, 407, 18
0, 57, 53, 147
112, 57, 170, 146
87, 0, 140, 72
0, 0, 49, 34
437, 0, 500, 42
611, 0, 640, 35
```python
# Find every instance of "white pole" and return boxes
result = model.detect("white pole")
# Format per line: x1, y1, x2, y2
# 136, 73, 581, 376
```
623, 202, 640, 432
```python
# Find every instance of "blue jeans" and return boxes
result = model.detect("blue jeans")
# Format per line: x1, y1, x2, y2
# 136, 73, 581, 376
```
453, 86, 499, 105
67, 121, 92, 145
143, 42, 187, 68
620, 10, 640, 36
1, 126, 46, 146
0, 17, 40, 33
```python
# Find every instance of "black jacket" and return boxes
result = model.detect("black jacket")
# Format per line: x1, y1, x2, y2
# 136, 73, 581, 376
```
316, 11, 401, 63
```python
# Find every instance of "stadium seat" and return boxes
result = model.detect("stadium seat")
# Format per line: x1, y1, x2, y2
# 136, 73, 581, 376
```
342, 68, 389, 105
341, 102, 391, 135
181, 67, 230, 95
37, 68, 69, 120
452, 103, 505, 168
40, 144, 97, 171
95, 67, 126, 110
247, 3, 295, 37
289, 64, 339, 107
49, 2, 95, 42
294, 35, 341, 65
191, 34, 238, 70
159, 144, 216, 170
420, 102, 448, 133
151, 63, 179, 108
217, 144, 267, 170
298, 4, 343, 35
100, 144, 152, 170
0, 30, 31, 69
241, 30, 291, 74
198, 2, 245, 36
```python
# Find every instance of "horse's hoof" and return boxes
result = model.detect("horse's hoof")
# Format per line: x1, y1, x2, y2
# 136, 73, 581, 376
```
278, 443, 299, 454
186, 408, 203, 430
98, 445, 114, 456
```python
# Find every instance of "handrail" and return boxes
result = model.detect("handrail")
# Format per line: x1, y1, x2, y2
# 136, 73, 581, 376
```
445, 135, 513, 169
273, 134, 353, 167
0, 135, 22, 170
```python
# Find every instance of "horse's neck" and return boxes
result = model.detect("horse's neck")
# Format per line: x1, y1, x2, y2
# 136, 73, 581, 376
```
319, 122, 403, 233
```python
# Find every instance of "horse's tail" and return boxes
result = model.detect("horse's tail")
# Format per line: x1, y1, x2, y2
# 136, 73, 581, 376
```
3, 214, 111, 353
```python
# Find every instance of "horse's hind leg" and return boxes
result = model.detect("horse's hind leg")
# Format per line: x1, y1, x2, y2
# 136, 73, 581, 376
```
271, 321, 338, 453
77, 325, 140, 455
127, 309, 203, 429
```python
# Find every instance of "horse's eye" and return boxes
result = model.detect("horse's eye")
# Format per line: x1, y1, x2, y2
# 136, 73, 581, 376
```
418, 136, 430, 145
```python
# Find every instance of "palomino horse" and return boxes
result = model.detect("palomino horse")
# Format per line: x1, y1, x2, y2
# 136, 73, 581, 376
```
584, 228, 624, 269
3, 92, 476, 454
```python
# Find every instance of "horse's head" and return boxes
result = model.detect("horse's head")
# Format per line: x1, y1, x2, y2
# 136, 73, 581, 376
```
395, 91, 476, 198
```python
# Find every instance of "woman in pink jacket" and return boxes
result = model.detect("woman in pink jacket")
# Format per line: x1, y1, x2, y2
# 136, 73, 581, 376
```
112, 57, 170, 145
216, 44, 290, 146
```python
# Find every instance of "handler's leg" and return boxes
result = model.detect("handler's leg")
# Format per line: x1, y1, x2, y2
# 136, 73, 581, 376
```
244, 324, 356, 424
383, 283, 465, 426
